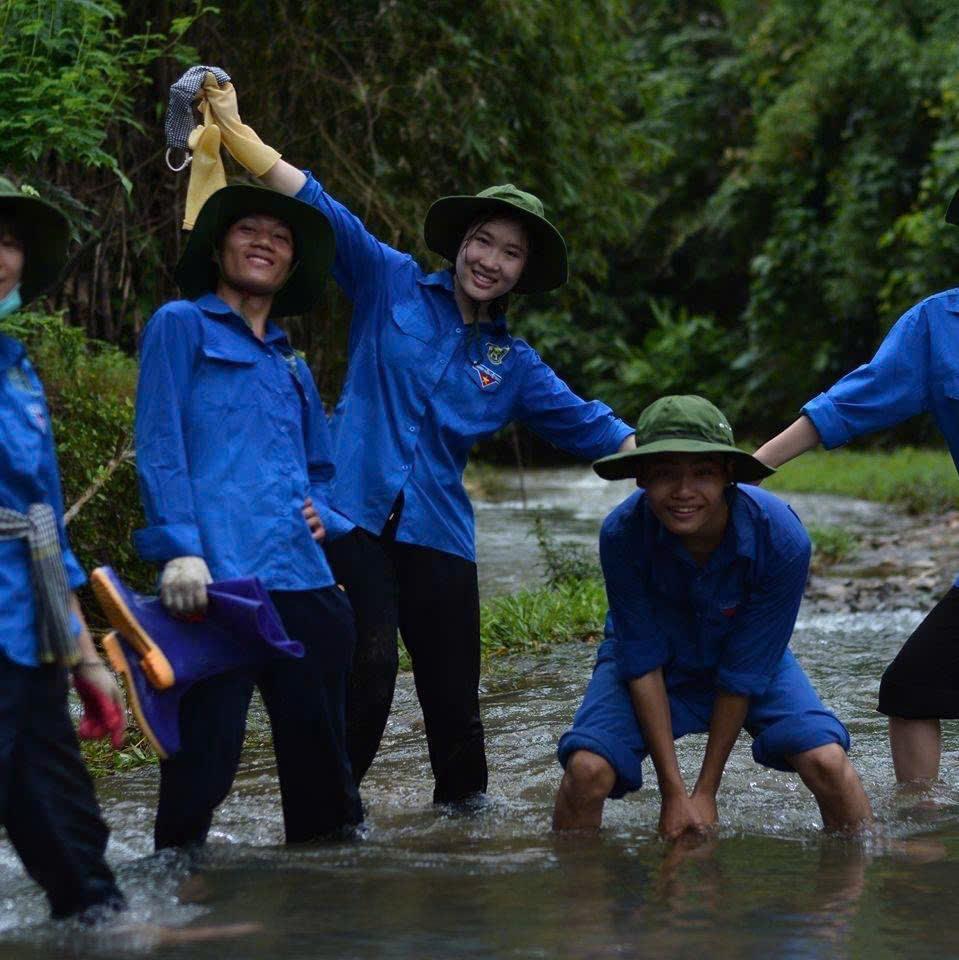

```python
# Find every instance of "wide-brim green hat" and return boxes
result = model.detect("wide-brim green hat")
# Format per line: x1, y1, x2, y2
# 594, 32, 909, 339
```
593, 394, 775, 483
0, 178, 71, 306
175, 184, 335, 318
423, 184, 568, 294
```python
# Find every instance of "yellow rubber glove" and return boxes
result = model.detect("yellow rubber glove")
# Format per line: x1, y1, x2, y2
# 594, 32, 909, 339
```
201, 73, 281, 177
182, 99, 227, 230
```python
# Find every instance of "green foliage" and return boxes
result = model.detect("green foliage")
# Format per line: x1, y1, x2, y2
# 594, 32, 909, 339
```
807, 524, 859, 569
764, 445, 959, 513
7, 310, 153, 611
530, 513, 601, 587
480, 578, 606, 658
0, 0, 211, 188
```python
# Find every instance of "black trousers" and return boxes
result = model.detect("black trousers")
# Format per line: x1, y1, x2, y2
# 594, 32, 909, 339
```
325, 527, 486, 803
154, 587, 362, 850
0, 654, 125, 920
879, 587, 959, 718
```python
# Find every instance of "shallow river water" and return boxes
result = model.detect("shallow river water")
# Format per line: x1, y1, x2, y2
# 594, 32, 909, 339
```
3, 470, 959, 959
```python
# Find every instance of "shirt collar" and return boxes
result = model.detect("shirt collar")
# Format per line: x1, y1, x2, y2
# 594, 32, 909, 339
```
194, 293, 290, 346
416, 270, 510, 334
0, 333, 26, 372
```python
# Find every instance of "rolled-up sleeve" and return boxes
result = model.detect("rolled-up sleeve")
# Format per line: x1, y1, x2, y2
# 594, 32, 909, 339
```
600, 517, 671, 682
516, 347, 633, 459
716, 541, 811, 697
133, 305, 204, 564
802, 305, 930, 449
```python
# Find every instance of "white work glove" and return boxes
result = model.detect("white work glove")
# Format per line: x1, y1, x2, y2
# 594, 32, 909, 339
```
160, 556, 213, 615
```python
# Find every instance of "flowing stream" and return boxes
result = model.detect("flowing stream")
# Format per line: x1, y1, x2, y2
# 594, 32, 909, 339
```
3, 469, 959, 959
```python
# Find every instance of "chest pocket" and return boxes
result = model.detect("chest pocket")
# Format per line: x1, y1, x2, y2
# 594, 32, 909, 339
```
193, 334, 260, 417
0, 365, 48, 484
383, 301, 435, 368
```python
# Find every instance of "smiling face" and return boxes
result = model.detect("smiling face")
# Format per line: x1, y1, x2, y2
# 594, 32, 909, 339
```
454, 217, 528, 302
0, 218, 25, 301
638, 453, 734, 555
217, 213, 294, 298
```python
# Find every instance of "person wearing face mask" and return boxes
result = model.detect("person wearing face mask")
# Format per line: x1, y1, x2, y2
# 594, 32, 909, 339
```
132, 183, 362, 849
197, 74, 636, 805
0, 178, 127, 920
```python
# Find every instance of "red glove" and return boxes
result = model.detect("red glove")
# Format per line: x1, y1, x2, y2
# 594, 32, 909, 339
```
73, 665, 126, 750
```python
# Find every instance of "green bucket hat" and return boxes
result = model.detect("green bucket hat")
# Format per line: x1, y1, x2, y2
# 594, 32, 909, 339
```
0, 178, 71, 306
423, 184, 568, 294
175, 184, 335, 318
592, 395, 775, 483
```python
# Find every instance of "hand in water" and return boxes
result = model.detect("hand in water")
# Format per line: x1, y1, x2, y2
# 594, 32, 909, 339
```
302, 497, 326, 542
688, 788, 719, 830
658, 792, 710, 841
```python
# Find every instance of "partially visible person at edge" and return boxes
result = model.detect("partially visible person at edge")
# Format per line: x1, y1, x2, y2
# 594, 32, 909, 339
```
0, 178, 127, 920
754, 191, 959, 786
554, 396, 873, 836
132, 182, 362, 849
199, 77, 635, 805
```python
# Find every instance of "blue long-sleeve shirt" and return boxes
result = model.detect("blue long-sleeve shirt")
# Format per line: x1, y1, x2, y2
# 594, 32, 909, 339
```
295, 172, 634, 561
803, 287, 959, 569
0, 334, 85, 666
602, 485, 811, 697
133, 294, 336, 590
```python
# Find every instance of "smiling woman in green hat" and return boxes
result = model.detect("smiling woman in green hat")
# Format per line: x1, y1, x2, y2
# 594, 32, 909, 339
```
197, 73, 635, 805
0, 177, 127, 920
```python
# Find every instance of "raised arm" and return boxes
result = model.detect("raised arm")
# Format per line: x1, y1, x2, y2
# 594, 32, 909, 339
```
516, 347, 634, 460
757, 303, 931, 468
202, 78, 407, 306
753, 414, 821, 470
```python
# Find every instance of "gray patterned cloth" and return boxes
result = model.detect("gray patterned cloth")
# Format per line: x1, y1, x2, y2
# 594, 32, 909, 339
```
165, 64, 231, 151
0, 503, 79, 666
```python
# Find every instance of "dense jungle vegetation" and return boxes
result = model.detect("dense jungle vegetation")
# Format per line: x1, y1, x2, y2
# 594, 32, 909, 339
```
3, 0, 959, 580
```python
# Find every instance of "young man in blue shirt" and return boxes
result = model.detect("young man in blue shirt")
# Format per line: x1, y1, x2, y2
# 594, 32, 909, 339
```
554, 396, 873, 835
0, 178, 126, 919
134, 184, 362, 847
755, 196, 959, 782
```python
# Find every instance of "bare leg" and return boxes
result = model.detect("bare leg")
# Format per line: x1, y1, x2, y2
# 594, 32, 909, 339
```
788, 743, 873, 832
553, 750, 616, 831
888, 717, 941, 783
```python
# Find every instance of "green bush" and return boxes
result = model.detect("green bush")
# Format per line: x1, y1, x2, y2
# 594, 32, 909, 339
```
7, 310, 153, 615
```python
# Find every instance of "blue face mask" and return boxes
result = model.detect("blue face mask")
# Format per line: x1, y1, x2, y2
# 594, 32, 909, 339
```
0, 284, 22, 320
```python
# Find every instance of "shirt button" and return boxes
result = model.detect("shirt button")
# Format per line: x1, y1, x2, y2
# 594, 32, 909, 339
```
401, 465, 410, 471
408, 425, 416, 432
456, 327, 462, 333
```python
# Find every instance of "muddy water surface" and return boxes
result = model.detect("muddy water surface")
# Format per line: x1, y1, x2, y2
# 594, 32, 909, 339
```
3, 470, 959, 959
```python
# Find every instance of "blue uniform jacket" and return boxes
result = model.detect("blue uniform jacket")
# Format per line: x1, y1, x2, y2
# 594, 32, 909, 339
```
602, 485, 811, 697
296, 172, 634, 562
0, 334, 85, 666
803, 288, 959, 584
133, 295, 336, 591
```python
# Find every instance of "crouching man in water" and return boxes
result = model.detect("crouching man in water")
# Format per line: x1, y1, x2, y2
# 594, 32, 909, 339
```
133, 184, 361, 849
553, 396, 873, 836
